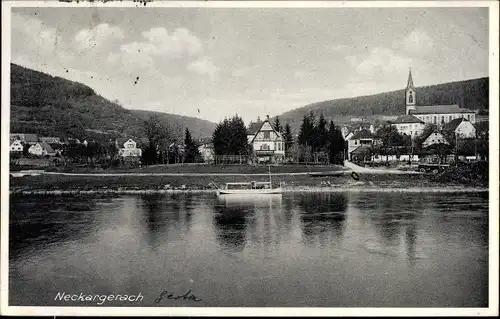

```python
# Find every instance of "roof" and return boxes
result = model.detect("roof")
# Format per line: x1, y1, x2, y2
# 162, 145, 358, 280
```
351, 145, 372, 155
40, 136, 60, 141
11, 133, 39, 142
409, 105, 475, 115
407, 70, 414, 89
48, 143, 63, 150
393, 114, 424, 124
422, 130, 449, 144
247, 119, 282, 143
40, 142, 55, 153
247, 122, 264, 135
351, 129, 373, 140
116, 137, 149, 148
442, 118, 468, 131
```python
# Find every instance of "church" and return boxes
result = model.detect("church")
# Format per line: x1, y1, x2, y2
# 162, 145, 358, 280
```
404, 70, 476, 126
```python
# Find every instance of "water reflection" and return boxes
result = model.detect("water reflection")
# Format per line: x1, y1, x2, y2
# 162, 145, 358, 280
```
212, 195, 283, 252
138, 194, 195, 248
9, 195, 101, 260
9, 192, 489, 307
296, 193, 348, 246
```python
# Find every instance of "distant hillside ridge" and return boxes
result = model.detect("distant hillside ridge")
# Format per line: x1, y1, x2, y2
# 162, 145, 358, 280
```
10, 63, 216, 142
129, 109, 216, 142
276, 77, 489, 131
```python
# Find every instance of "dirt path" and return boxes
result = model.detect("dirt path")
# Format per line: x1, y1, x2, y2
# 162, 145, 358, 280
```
37, 171, 350, 177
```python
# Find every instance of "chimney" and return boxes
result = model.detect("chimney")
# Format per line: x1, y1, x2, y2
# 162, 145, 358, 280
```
266, 115, 270, 121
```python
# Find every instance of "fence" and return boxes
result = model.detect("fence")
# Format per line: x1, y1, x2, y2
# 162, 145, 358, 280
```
213, 155, 253, 165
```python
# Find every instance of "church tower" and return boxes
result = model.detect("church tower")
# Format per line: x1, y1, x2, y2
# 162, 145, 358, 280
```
405, 69, 416, 114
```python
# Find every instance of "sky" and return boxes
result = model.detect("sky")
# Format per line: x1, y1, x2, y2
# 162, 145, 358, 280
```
10, 5, 489, 123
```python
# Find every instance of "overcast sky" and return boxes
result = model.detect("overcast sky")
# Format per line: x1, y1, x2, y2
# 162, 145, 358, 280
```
11, 6, 488, 123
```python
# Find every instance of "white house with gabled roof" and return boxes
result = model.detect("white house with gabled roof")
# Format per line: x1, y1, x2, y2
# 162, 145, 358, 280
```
116, 138, 142, 157
10, 140, 24, 152
247, 115, 285, 163
392, 114, 425, 137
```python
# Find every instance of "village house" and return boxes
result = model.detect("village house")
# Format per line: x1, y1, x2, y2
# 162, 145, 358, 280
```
347, 129, 374, 161
10, 133, 39, 145
66, 138, 81, 144
247, 115, 285, 163
442, 118, 477, 139
198, 142, 214, 164
28, 142, 56, 156
392, 114, 425, 138
422, 131, 450, 148
40, 136, 62, 144
115, 138, 144, 157
405, 70, 476, 126
10, 140, 23, 153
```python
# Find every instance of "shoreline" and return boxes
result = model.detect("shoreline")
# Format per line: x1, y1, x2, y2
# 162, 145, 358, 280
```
9, 186, 489, 196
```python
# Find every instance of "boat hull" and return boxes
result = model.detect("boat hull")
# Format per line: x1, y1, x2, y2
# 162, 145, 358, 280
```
217, 187, 283, 195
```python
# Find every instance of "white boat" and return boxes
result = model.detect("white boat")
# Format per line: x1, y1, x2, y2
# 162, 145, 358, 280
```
211, 166, 283, 195
214, 181, 283, 195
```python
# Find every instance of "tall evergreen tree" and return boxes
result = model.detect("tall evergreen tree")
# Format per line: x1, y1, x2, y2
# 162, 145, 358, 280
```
212, 115, 250, 155
298, 113, 315, 146
283, 123, 294, 152
184, 128, 200, 163
273, 116, 283, 133
327, 121, 345, 164
314, 113, 328, 151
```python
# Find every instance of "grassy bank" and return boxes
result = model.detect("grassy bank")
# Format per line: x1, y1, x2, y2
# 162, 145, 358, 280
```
9, 171, 487, 195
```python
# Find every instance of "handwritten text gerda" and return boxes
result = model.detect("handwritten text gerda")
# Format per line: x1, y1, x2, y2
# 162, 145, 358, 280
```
155, 289, 202, 303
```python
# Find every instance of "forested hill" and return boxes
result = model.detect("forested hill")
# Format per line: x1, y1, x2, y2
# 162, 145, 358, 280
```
276, 77, 489, 129
10, 63, 216, 142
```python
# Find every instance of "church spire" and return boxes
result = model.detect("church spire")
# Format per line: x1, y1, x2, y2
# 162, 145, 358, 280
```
406, 68, 414, 89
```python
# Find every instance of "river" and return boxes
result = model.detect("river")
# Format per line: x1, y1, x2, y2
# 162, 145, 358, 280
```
9, 190, 489, 307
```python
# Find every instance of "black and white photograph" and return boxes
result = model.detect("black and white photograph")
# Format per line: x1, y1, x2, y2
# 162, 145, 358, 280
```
1, 0, 498, 316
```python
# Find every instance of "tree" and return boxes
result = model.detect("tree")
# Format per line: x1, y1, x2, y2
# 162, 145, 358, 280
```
298, 112, 316, 147
282, 123, 294, 153
143, 114, 172, 165
314, 113, 328, 152
184, 128, 201, 163
273, 116, 283, 133
375, 124, 404, 156
327, 121, 345, 164
212, 115, 250, 156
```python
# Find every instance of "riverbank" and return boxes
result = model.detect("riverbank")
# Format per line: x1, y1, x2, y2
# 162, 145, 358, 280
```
9, 171, 488, 195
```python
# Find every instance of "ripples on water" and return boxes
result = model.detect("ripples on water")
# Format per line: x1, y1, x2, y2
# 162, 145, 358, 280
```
9, 191, 489, 307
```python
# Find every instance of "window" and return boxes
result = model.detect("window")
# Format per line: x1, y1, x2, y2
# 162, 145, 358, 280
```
449, 115, 452, 121
408, 92, 413, 103
441, 116, 444, 124
434, 116, 437, 124
355, 141, 358, 145
467, 114, 470, 120
263, 131, 270, 139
